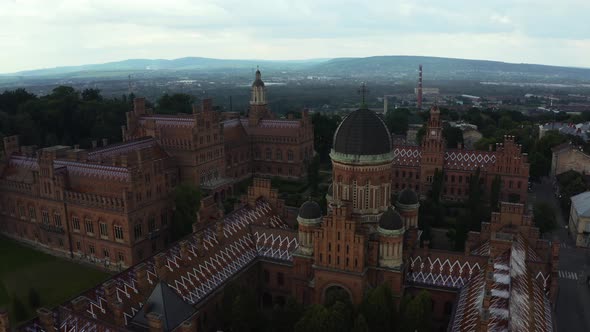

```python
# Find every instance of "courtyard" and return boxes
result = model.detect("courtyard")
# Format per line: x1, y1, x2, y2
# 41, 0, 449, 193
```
0, 237, 111, 324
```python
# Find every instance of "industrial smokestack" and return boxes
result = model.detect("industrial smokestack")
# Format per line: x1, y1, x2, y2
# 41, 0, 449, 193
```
418, 64, 423, 109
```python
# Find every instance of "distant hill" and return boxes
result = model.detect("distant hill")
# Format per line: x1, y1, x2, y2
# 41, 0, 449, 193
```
312, 56, 590, 82
4, 57, 326, 77
2, 55, 590, 83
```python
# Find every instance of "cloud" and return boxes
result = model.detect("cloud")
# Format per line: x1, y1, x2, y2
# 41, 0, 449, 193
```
0, 0, 588, 72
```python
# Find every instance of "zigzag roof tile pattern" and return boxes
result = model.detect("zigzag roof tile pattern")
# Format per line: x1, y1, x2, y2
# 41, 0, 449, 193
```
449, 235, 554, 332
393, 146, 500, 171
18, 199, 298, 332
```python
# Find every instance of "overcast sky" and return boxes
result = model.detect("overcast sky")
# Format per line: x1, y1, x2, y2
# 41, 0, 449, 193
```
1, 0, 589, 73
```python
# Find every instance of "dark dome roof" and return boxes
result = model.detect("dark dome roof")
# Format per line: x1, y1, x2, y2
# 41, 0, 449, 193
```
398, 188, 419, 205
378, 207, 403, 231
252, 70, 265, 87
298, 200, 322, 219
333, 108, 391, 155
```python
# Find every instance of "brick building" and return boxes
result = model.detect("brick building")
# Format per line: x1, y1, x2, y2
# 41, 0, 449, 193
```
0, 136, 178, 269
13, 106, 558, 332
123, 69, 314, 197
393, 106, 530, 203
550, 143, 590, 179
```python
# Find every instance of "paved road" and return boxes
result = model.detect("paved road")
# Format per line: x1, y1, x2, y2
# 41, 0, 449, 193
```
529, 179, 590, 332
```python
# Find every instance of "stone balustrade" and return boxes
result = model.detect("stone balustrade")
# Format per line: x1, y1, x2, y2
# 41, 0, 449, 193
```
64, 191, 125, 211
0, 179, 32, 194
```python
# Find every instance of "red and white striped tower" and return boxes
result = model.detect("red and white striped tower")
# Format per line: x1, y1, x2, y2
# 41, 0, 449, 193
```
417, 64, 423, 109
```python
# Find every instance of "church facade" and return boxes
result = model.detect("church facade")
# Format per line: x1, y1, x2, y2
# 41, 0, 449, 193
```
11, 106, 558, 332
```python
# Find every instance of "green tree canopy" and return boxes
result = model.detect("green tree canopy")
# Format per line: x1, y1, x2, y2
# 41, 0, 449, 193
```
400, 290, 433, 332
533, 202, 557, 234
385, 108, 410, 135
172, 183, 201, 240
311, 112, 341, 163
359, 284, 396, 332
156, 93, 196, 114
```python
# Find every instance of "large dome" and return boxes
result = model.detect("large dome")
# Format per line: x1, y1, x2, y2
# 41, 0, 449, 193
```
378, 207, 404, 231
333, 108, 392, 156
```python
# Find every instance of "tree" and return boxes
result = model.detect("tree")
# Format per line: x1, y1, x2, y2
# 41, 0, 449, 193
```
466, 168, 484, 231
28, 288, 41, 309
156, 93, 195, 114
400, 290, 432, 332
295, 305, 331, 332
385, 108, 410, 135
81, 88, 103, 101
416, 125, 426, 145
270, 297, 304, 332
359, 285, 396, 332
443, 124, 464, 148
311, 113, 341, 163
351, 314, 369, 332
12, 296, 28, 322
430, 169, 444, 203
307, 155, 321, 195
533, 202, 557, 234
172, 183, 201, 240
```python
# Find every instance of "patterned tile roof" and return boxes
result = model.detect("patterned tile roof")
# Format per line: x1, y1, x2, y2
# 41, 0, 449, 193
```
444, 150, 497, 171
18, 199, 298, 332
87, 138, 157, 161
449, 236, 554, 332
393, 146, 421, 166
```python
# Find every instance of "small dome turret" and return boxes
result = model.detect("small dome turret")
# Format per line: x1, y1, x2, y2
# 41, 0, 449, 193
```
397, 188, 419, 206
298, 200, 322, 220
378, 206, 403, 231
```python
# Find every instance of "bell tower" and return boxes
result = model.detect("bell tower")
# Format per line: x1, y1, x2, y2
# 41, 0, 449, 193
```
248, 67, 269, 126
419, 105, 445, 196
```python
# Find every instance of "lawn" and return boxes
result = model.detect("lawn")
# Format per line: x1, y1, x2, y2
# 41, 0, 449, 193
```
0, 236, 111, 324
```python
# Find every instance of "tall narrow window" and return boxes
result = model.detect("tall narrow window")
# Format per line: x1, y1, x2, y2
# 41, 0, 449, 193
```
99, 222, 108, 237
114, 225, 124, 240
72, 216, 80, 231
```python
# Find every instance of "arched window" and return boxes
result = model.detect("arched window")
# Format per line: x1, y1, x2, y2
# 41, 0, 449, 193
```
287, 150, 294, 161
266, 148, 272, 160
276, 149, 282, 161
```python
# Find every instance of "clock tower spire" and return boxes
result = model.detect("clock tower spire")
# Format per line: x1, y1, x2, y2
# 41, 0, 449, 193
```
419, 105, 445, 197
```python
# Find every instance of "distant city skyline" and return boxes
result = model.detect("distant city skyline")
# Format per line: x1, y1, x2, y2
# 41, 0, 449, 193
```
1, 0, 589, 73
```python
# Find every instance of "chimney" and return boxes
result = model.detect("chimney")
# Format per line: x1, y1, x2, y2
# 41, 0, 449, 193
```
74, 144, 80, 150
36, 308, 55, 332
423, 240, 430, 256
71, 296, 89, 313
488, 144, 493, 152
134, 98, 146, 115
102, 279, 117, 308
0, 308, 9, 332
154, 253, 168, 280
102, 138, 108, 147
216, 220, 225, 244
146, 312, 164, 332
195, 231, 204, 256
288, 113, 294, 120
92, 140, 98, 149
180, 240, 190, 262
135, 263, 149, 292
112, 301, 126, 326
179, 319, 194, 332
